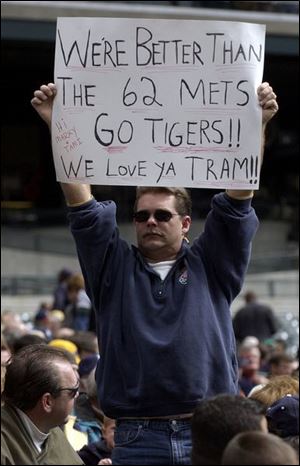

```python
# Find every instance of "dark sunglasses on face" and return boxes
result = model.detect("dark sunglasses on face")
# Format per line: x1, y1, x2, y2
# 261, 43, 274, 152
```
133, 209, 180, 223
53, 384, 80, 398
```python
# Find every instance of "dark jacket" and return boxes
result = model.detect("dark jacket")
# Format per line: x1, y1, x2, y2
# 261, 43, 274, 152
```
233, 302, 278, 343
68, 193, 258, 418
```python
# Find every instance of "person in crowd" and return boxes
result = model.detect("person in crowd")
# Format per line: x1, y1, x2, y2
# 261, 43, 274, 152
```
53, 268, 73, 312
49, 309, 66, 337
69, 331, 99, 360
191, 394, 268, 465
73, 360, 113, 464
12, 333, 47, 353
268, 352, 298, 378
248, 375, 299, 407
1, 310, 26, 331
238, 342, 269, 396
1, 310, 29, 350
266, 394, 299, 442
31, 80, 278, 465
221, 431, 299, 465
73, 366, 103, 444
64, 273, 92, 332
54, 326, 76, 339
78, 416, 115, 465
48, 338, 80, 369
77, 354, 100, 394
33, 305, 53, 341
1, 344, 84, 465
233, 291, 279, 343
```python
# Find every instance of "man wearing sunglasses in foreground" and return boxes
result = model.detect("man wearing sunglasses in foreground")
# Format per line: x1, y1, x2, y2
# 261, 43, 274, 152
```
1, 345, 84, 465
31, 82, 278, 465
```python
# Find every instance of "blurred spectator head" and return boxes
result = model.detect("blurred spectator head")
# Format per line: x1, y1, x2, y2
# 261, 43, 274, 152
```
48, 339, 80, 366
249, 375, 299, 407
33, 305, 53, 341
34, 308, 50, 324
67, 273, 85, 303
78, 354, 100, 379
53, 270, 73, 312
238, 345, 261, 374
273, 338, 288, 354
221, 431, 298, 465
69, 331, 98, 359
269, 352, 298, 377
1, 310, 22, 329
266, 394, 299, 438
241, 336, 260, 348
48, 310, 65, 337
51, 310, 65, 321
58, 268, 72, 283
244, 291, 257, 304
1, 311, 28, 349
76, 355, 100, 422
191, 394, 267, 465
12, 333, 46, 354
54, 327, 75, 339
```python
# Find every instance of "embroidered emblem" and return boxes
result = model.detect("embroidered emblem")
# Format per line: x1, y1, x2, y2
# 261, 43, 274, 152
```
178, 269, 188, 285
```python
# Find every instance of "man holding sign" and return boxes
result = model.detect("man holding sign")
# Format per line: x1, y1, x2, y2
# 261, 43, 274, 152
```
32, 16, 278, 464
31, 79, 277, 464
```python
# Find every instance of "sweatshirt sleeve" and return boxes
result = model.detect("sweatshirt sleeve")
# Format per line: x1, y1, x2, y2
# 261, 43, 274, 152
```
191, 192, 259, 303
67, 198, 124, 310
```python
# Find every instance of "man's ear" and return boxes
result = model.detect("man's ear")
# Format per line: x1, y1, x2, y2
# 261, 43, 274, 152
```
182, 216, 191, 235
41, 393, 54, 413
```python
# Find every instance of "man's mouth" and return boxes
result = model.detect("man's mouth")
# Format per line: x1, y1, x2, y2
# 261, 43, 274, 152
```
143, 232, 163, 238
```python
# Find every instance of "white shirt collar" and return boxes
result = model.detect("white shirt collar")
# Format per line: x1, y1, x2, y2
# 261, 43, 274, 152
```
16, 408, 49, 453
148, 260, 176, 280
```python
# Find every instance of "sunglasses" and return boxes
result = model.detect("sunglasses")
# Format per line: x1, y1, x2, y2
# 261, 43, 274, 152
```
133, 209, 181, 223
53, 384, 80, 398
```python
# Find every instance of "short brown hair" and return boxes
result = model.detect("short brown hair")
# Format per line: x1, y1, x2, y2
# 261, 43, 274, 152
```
221, 431, 299, 465
67, 273, 85, 292
249, 375, 299, 407
134, 187, 192, 217
2, 344, 74, 410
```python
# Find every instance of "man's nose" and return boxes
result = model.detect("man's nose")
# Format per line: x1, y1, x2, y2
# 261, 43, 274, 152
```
146, 214, 157, 225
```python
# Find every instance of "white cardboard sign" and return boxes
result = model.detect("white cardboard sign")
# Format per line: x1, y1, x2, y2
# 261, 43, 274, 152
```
52, 17, 265, 189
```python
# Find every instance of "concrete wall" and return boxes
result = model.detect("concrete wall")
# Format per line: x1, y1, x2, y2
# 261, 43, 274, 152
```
1, 220, 295, 278
1, 248, 80, 277
2, 271, 298, 319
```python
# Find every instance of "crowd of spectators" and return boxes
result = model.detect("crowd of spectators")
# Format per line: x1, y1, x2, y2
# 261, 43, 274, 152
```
1, 274, 299, 464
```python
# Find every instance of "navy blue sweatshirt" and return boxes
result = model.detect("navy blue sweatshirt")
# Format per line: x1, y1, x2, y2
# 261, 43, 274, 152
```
68, 192, 258, 418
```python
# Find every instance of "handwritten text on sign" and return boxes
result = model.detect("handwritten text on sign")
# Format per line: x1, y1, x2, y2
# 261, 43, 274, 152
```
52, 18, 265, 189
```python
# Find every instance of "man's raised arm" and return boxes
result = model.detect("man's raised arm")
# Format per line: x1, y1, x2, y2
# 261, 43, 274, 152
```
31, 83, 92, 206
226, 82, 279, 200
